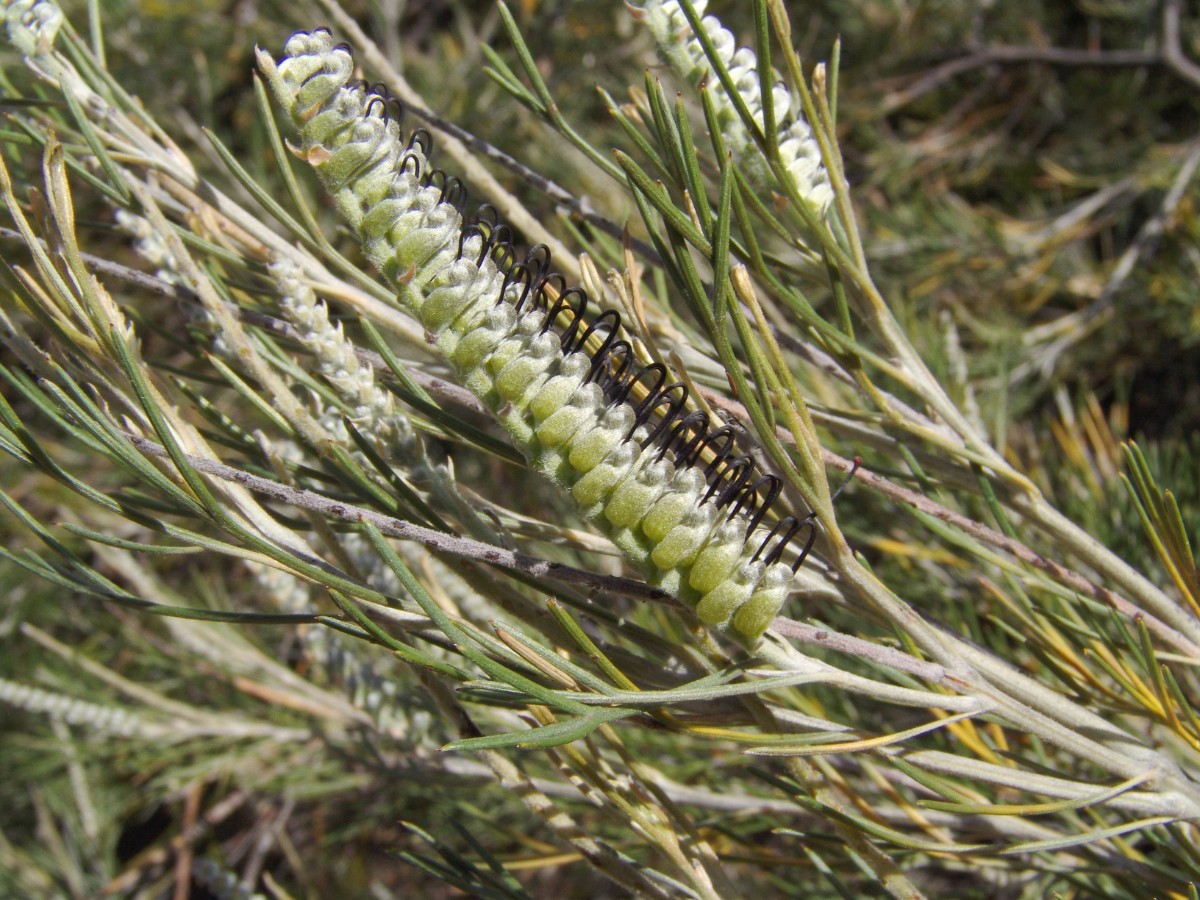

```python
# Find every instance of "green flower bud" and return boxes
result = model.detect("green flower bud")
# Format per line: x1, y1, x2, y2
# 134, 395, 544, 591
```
650, 501, 717, 571
421, 263, 496, 333
528, 354, 589, 424
696, 560, 761, 628
641, 468, 705, 544
321, 119, 392, 192
451, 304, 515, 375
535, 383, 604, 450
572, 441, 638, 509
495, 331, 557, 404
605, 458, 672, 529
302, 94, 362, 148
688, 521, 745, 596
391, 207, 462, 283
730, 565, 792, 640
290, 56, 353, 115
566, 404, 634, 474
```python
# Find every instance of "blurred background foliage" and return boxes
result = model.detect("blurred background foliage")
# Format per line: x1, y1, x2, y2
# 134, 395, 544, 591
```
2, 0, 1197, 896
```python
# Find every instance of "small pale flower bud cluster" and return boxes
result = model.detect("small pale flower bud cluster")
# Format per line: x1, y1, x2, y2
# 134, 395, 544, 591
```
0, 677, 146, 737
115, 210, 185, 287
270, 258, 413, 449
3, 0, 62, 57
635, 0, 834, 216
248, 551, 437, 741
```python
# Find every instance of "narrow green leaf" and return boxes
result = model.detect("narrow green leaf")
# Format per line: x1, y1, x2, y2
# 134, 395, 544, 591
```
59, 523, 202, 555
34, 375, 205, 515
752, 0, 777, 152
999, 817, 1175, 855
494, 3, 555, 114
922, 771, 1154, 817
0, 543, 313, 624
204, 352, 295, 437
491, 621, 620, 694
627, 174, 685, 293
326, 589, 468, 679
481, 44, 534, 106
614, 150, 710, 254
711, 155, 734, 335
890, 756, 976, 805
673, 93, 712, 236
336, 428, 442, 528
359, 318, 434, 405
975, 464, 1017, 540
60, 85, 129, 203
776, 802, 988, 853
111, 329, 224, 522
676, 0, 764, 148
444, 706, 636, 751
204, 125, 319, 247
360, 522, 591, 714
251, 73, 352, 267
544, 599, 640, 691
643, 71, 687, 190
600, 87, 669, 179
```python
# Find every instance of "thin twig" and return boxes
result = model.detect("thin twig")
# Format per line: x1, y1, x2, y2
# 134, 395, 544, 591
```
836, 457, 1200, 657
1016, 135, 1200, 379
768, 618, 955, 683
1162, 0, 1200, 89
880, 10, 1200, 115
882, 46, 1159, 113
126, 433, 671, 603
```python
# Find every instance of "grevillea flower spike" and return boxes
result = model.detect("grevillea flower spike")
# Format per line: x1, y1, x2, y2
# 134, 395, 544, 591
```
633, 0, 834, 217
258, 30, 824, 643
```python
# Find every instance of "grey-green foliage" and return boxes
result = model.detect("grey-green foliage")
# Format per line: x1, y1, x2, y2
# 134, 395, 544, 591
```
1, 0, 1199, 897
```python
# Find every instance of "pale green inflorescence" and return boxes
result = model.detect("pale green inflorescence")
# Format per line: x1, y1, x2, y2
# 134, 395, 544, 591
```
0, 677, 145, 738
270, 257, 415, 450
258, 30, 803, 642
635, 0, 834, 217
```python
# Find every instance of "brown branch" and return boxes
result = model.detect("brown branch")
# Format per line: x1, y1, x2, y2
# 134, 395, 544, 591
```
1015, 134, 1200, 382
